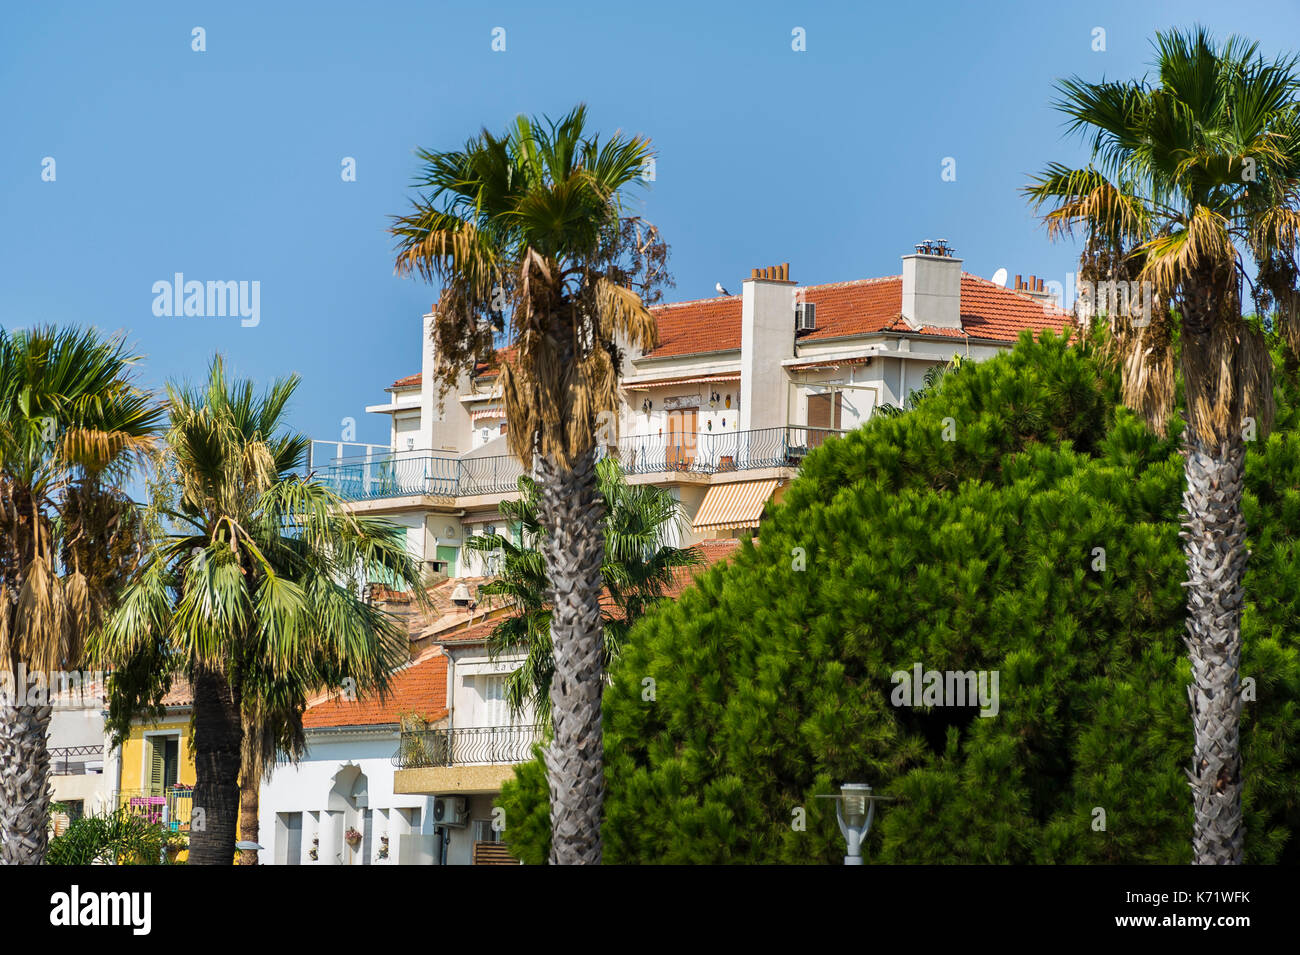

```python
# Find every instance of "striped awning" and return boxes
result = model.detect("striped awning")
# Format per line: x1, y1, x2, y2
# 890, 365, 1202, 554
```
470, 406, 505, 421
691, 479, 779, 532
623, 373, 741, 391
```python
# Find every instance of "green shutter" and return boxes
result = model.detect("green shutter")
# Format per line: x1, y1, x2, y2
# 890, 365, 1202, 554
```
149, 740, 164, 795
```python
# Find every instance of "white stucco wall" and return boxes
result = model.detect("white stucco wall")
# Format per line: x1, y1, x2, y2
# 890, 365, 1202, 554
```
393, 408, 421, 450
740, 278, 797, 432
257, 731, 436, 866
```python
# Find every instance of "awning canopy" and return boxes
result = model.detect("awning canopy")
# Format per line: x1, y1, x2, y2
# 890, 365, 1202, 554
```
623, 373, 741, 391
691, 479, 779, 532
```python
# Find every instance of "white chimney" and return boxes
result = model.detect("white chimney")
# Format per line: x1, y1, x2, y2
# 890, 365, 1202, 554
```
739, 263, 796, 432
901, 243, 963, 330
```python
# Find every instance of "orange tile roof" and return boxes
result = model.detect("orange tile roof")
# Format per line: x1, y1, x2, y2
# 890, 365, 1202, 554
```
390, 372, 421, 390
644, 296, 743, 359
390, 274, 1070, 382
431, 617, 502, 646
161, 680, 194, 707
302, 647, 448, 729
642, 274, 1072, 358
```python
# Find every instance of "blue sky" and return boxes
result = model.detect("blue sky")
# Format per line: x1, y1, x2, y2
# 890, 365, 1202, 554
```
4, 0, 1299, 451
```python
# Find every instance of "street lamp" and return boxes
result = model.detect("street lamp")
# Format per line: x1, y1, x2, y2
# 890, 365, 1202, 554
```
816, 782, 893, 866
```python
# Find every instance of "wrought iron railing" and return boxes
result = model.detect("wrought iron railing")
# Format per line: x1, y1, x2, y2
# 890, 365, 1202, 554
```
49, 744, 104, 775
316, 426, 847, 502
394, 725, 542, 769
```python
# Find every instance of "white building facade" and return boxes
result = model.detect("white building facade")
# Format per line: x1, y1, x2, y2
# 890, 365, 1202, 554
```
311, 244, 1071, 577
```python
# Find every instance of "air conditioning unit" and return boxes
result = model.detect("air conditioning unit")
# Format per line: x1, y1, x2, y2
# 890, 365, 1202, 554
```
795, 302, 817, 331
432, 796, 468, 827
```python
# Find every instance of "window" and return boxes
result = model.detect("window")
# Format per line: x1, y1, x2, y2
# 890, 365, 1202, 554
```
472, 819, 502, 843
807, 391, 842, 449
283, 812, 303, 866
477, 675, 509, 728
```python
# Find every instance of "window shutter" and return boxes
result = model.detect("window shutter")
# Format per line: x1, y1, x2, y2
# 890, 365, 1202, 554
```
149, 741, 164, 795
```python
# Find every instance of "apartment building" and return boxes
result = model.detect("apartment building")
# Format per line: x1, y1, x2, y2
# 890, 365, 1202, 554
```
254, 645, 450, 866
312, 243, 1072, 579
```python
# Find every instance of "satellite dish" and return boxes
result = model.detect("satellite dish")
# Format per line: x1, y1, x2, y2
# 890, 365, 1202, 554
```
991, 268, 1008, 287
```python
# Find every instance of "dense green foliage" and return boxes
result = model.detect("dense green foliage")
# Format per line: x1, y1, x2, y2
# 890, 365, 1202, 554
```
46, 808, 184, 865
498, 331, 1300, 863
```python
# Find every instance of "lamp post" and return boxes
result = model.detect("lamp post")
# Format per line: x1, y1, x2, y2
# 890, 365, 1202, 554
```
816, 783, 893, 866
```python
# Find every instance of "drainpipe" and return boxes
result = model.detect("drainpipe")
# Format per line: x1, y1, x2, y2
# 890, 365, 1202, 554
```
446, 652, 455, 733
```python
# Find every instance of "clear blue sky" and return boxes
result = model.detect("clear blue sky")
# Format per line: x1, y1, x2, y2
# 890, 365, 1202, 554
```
4, 0, 1299, 451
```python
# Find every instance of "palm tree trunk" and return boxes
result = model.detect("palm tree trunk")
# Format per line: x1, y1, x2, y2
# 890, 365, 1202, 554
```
190, 667, 242, 865
0, 700, 53, 865
236, 709, 265, 866
537, 450, 606, 865
1182, 436, 1247, 864
236, 769, 260, 865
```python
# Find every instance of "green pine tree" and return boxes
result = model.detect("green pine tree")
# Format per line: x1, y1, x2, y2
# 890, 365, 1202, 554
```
497, 330, 1300, 864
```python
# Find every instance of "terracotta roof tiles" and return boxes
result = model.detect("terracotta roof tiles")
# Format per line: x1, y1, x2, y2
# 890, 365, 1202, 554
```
302, 646, 448, 729
641, 273, 1072, 358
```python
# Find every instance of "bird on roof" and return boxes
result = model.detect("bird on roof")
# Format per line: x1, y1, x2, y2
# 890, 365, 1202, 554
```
715, 283, 731, 296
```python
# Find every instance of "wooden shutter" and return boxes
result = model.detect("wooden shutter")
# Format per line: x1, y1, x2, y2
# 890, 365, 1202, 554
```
148, 740, 164, 795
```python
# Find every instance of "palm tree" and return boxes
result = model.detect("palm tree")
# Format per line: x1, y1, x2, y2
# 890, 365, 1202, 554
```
0, 326, 162, 865
1026, 27, 1300, 864
94, 357, 422, 864
873, 356, 968, 418
466, 458, 699, 729
391, 105, 671, 863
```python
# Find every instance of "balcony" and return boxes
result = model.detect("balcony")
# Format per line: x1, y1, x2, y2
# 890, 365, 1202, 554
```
313, 426, 846, 503
315, 452, 525, 502
392, 725, 542, 796
616, 425, 846, 477
117, 787, 194, 832
49, 744, 104, 776
394, 725, 542, 769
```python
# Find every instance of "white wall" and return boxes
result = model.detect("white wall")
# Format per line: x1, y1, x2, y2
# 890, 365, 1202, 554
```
393, 408, 421, 450
441, 793, 503, 866
419, 311, 475, 453
740, 278, 797, 431
257, 732, 435, 866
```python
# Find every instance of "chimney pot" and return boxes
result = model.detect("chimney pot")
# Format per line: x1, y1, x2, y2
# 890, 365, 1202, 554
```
1037, 278, 1044, 292
1014, 274, 1022, 290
